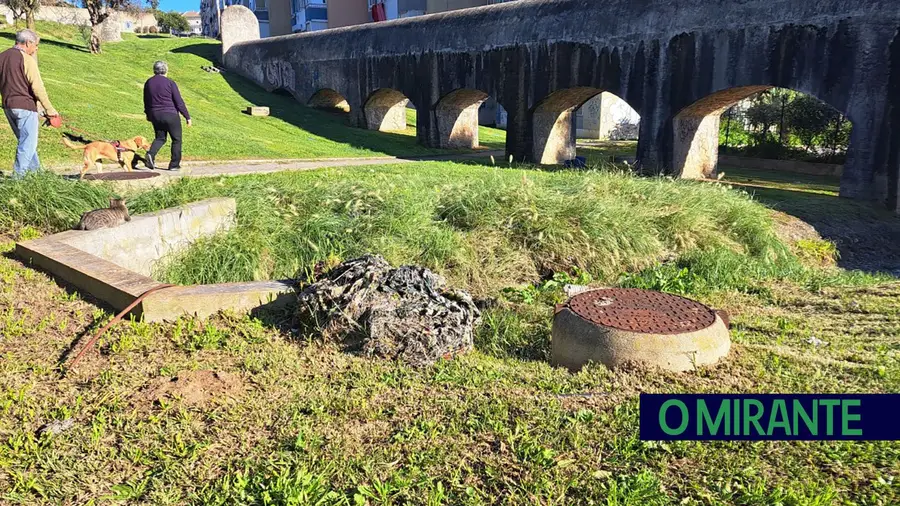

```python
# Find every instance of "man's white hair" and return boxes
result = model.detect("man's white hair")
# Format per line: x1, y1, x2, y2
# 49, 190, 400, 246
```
15, 30, 38, 45
153, 61, 168, 75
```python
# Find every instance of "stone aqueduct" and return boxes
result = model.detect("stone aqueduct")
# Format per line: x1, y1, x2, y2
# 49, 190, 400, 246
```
219, 0, 900, 210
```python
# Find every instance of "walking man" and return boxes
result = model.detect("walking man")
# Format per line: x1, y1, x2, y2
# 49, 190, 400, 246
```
143, 61, 191, 171
0, 29, 59, 176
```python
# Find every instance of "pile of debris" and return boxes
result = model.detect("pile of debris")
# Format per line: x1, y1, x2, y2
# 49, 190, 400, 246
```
296, 255, 481, 367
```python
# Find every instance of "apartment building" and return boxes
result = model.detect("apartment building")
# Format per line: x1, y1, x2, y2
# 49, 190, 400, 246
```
290, 0, 376, 33
202, 0, 288, 38
328, 0, 370, 29
181, 11, 203, 35
289, 0, 327, 32
369, 0, 426, 20
426, 0, 510, 13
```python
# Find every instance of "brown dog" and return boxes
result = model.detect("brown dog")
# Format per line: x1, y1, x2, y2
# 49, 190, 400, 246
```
62, 136, 152, 179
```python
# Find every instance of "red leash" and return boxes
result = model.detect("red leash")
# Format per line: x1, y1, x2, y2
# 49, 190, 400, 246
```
47, 114, 99, 140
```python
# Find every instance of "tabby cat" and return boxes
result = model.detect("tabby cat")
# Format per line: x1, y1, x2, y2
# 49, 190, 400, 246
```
74, 198, 131, 230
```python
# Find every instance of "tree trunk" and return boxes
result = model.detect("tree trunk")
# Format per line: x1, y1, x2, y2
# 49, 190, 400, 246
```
90, 24, 102, 54
26, 10, 34, 31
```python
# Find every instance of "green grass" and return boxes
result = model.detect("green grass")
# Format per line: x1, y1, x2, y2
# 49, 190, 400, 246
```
125, 162, 805, 294
718, 165, 841, 196
576, 141, 638, 165
0, 24, 898, 505
0, 166, 896, 505
3, 164, 886, 297
0, 22, 506, 169
0, 239, 897, 504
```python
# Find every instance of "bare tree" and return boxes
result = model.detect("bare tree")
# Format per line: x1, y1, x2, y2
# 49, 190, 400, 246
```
81, 0, 126, 53
5, 0, 41, 30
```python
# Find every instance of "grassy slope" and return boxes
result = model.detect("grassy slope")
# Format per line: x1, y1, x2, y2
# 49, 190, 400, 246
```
0, 22, 507, 168
0, 22, 897, 506
1, 163, 826, 295
0, 159, 897, 505
0, 234, 897, 505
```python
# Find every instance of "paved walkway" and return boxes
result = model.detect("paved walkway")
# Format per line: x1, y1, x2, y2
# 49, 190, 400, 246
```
61, 150, 506, 181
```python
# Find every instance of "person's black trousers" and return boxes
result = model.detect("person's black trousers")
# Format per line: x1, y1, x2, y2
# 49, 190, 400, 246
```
147, 112, 183, 169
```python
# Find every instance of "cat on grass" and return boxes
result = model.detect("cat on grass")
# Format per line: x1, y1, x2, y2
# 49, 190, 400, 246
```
74, 198, 131, 231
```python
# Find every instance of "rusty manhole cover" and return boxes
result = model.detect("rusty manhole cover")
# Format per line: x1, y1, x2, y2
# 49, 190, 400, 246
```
83, 171, 160, 181
567, 288, 716, 335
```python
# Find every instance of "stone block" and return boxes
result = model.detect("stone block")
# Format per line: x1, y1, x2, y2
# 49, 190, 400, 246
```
246, 106, 270, 116
221, 5, 260, 60
141, 281, 295, 322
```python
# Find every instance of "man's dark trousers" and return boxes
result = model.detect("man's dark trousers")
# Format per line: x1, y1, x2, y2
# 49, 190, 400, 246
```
147, 112, 182, 169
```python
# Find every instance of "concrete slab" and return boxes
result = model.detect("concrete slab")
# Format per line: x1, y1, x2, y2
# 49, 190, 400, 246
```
14, 198, 297, 323
15, 239, 163, 312
141, 281, 295, 321
246, 106, 270, 116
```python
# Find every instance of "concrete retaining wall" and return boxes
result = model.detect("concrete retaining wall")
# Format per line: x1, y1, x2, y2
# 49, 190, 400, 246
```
718, 155, 844, 178
54, 198, 236, 277
15, 197, 295, 322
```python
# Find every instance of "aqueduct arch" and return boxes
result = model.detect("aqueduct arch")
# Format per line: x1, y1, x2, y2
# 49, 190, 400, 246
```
363, 89, 412, 132
308, 89, 351, 113
434, 89, 490, 149
220, 1, 900, 210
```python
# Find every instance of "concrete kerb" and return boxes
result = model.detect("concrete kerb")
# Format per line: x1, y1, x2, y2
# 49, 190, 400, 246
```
14, 198, 295, 323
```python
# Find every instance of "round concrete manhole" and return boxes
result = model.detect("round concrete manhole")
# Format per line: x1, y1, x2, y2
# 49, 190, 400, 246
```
83, 171, 160, 181
552, 288, 730, 372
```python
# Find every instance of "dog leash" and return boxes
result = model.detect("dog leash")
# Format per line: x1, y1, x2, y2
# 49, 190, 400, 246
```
50, 115, 138, 154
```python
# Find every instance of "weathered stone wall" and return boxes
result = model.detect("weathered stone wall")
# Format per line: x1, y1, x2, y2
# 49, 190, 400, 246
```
0, 6, 155, 38
220, 0, 900, 211
221, 5, 259, 57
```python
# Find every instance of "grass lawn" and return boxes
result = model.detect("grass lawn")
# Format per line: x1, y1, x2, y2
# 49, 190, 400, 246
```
0, 22, 507, 170
0, 164, 897, 504
0, 21, 897, 506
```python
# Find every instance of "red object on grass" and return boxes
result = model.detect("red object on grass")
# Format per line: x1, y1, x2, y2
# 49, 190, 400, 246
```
47, 115, 62, 128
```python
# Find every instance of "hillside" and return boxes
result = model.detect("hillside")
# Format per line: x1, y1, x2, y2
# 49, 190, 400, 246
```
0, 22, 506, 169
0, 21, 897, 506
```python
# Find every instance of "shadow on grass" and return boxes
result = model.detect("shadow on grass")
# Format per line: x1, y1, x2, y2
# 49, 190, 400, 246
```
720, 168, 900, 275
0, 32, 90, 53
170, 43, 495, 159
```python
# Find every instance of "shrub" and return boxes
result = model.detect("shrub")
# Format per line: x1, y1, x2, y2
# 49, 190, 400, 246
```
148, 26, 158, 34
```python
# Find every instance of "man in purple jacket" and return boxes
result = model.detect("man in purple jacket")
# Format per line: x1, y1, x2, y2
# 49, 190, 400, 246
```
143, 61, 191, 170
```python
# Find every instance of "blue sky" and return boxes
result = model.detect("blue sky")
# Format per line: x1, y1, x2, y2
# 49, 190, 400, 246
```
158, 0, 200, 13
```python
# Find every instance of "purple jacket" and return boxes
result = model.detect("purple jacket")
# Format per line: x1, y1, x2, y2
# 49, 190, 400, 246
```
143, 74, 190, 120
